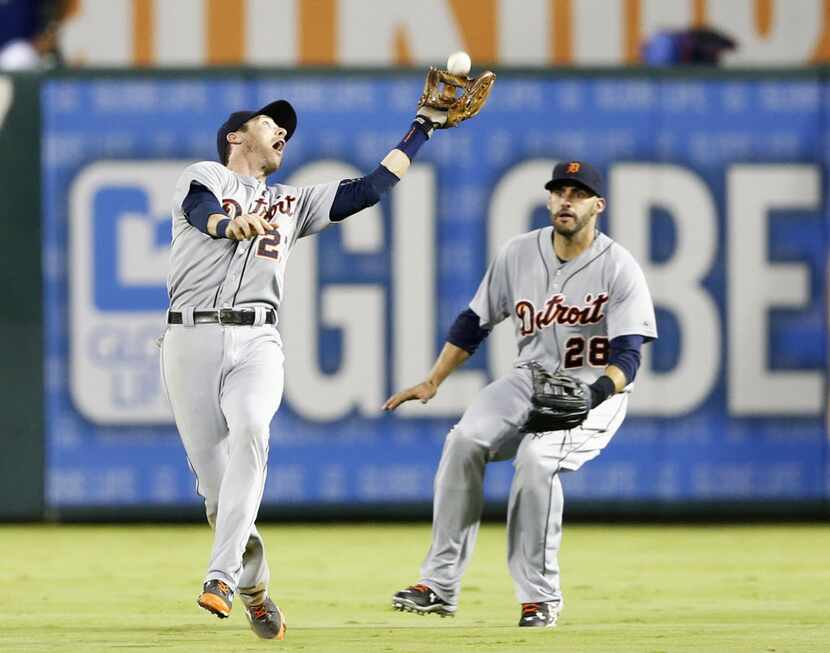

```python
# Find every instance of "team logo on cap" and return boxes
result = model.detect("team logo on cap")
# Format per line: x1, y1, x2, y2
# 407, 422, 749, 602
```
566, 162, 581, 174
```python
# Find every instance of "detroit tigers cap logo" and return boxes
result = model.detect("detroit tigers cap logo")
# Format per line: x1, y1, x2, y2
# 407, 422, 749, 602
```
566, 162, 581, 174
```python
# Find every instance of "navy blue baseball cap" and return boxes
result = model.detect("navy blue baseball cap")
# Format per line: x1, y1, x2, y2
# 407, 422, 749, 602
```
217, 99, 297, 164
544, 160, 603, 197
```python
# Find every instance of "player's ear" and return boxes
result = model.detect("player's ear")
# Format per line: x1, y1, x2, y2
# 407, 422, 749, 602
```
594, 196, 606, 215
226, 131, 243, 145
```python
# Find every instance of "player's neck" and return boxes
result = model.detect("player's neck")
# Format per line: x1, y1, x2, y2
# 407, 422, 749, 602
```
226, 156, 268, 182
552, 225, 596, 261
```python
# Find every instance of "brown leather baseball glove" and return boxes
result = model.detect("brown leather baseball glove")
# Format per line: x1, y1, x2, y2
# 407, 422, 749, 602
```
417, 67, 496, 129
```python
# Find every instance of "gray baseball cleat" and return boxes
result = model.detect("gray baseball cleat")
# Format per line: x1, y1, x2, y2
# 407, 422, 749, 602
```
518, 601, 560, 628
392, 583, 456, 617
197, 580, 233, 618
244, 596, 287, 640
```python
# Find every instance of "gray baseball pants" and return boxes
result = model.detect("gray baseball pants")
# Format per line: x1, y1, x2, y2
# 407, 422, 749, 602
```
160, 320, 284, 606
419, 366, 627, 607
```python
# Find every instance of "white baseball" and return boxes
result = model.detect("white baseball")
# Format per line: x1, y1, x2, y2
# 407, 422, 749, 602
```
446, 51, 471, 76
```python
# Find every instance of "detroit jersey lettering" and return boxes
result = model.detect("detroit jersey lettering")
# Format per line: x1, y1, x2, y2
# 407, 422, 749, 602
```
168, 161, 338, 317
469, 226, 657, 384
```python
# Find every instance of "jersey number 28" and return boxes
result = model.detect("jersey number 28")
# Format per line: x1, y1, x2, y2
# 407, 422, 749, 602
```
564, 336, 609, 368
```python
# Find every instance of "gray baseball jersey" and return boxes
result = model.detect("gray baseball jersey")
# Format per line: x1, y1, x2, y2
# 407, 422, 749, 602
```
416, 225, 657, 612
161, 161, 339, 599
469, 226, 657, 384
168, 161, 339, 317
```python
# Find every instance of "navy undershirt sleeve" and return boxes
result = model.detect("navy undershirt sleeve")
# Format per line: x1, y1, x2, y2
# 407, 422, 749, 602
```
608, 334, 644, 384
329, 165, 400, 222
182, 181, 225, 237
329, 119, 431, 222
447, 308, 491, 354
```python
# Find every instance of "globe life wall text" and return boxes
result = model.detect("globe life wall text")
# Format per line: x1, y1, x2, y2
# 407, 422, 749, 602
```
68, 158, 823, 425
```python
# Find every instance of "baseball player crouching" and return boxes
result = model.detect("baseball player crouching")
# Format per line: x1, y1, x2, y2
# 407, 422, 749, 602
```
385, 161, 658, 628
160, 97, 454, 639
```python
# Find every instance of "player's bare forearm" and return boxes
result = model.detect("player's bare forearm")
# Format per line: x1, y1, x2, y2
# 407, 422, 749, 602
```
382, 343, 470, 411
427, 343, 470, 387
603, 364, 628, 393
381, 149, 412, 178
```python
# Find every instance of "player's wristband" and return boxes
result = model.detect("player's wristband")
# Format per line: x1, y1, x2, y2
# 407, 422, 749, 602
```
412, 114, 436, 135
588, 375, 615, 409
216, 218, 231, 238
395, 119, 431, 161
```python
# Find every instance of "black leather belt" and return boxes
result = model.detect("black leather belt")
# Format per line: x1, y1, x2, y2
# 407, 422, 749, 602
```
167, 308, 276, 326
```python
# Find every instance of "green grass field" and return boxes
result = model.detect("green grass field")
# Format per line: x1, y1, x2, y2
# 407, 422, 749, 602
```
0, 523, 828, 652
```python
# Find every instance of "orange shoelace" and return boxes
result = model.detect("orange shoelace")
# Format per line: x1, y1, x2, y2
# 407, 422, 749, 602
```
251, 604, 270, 620
215, 581, 230, 596
409, 584, 431, 593
522, 602, 542, 614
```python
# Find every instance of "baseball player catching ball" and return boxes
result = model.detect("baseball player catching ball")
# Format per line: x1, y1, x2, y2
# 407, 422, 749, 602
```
159, 90, 471, 639
386, 161, 657, 627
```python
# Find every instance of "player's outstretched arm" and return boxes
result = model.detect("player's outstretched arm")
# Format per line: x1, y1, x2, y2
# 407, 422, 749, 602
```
384, 306, 490, 410
329, 62, 494, 223
327, 111, 442, 223
383, 343, 469, 411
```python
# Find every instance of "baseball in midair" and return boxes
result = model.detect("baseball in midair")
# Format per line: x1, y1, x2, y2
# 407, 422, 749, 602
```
446, 51, 472, 76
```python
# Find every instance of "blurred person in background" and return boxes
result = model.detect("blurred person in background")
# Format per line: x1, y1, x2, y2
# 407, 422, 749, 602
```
641, 26, 736, 66
0, 0, 68, 71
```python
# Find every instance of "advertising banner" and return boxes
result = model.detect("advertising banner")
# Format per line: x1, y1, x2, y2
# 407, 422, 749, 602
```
59, 0, 830, 69
42, 73, 827, 508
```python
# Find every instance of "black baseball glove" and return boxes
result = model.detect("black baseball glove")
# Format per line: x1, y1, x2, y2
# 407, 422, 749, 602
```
521, 362, 592, 433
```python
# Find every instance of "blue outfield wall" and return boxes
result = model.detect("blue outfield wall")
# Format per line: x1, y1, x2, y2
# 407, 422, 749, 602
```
41, 73, 828, 510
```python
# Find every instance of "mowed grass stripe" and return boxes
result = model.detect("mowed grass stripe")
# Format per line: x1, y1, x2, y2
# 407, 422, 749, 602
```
0, 524, 828, 652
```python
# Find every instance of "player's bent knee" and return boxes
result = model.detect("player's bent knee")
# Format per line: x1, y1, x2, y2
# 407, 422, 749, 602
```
514, 438, 558, 480
205, 501, 219, 528
442, 426, 488, 460
228, 417, 271, 453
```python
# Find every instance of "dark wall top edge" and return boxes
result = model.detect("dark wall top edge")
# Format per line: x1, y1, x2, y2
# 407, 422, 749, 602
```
2, 64, 829, 81
33, 500, 829, 525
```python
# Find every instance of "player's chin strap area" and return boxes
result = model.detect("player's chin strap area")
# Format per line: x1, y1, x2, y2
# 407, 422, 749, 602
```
167, 308, 276, 326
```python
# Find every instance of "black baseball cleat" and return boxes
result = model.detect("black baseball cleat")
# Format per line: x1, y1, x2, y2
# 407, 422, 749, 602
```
518, 601, 560, 628
197, 579, 234, 618
392, 583, 455, 617
245, 596, 287, 640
